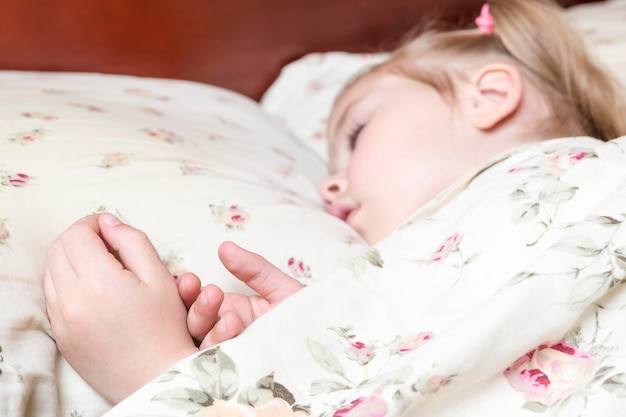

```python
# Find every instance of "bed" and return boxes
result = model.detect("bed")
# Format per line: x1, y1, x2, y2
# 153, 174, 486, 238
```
1, 0, 625, 416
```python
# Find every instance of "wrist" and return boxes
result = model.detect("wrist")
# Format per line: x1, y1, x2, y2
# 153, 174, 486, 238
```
108, 345, 200, 404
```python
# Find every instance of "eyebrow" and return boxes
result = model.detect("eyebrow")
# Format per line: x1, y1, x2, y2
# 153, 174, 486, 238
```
329, 100, 354, 141
326, 102, 357, 175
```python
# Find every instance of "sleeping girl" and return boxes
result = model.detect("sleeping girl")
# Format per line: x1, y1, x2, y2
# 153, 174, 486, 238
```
177, 0, 626, 351
43, 0, 626, 405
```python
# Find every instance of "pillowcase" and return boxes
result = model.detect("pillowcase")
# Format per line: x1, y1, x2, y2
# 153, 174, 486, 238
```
261, 52, 387, 161
0, 70, 369, 417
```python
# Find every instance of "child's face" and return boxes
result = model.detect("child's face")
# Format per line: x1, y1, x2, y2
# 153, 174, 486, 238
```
321, 71, 469, 244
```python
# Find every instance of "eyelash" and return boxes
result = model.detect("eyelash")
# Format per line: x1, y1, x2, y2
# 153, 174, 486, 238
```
347, 123, 364, 150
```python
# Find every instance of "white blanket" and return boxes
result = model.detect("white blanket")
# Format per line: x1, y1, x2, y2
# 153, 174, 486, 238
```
105, 136, 626, 416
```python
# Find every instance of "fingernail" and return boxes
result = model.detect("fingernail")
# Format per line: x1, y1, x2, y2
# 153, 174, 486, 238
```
102, 213, 121, 226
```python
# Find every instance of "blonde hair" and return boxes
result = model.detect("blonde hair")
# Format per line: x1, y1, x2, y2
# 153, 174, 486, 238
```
358, 0, 626, 141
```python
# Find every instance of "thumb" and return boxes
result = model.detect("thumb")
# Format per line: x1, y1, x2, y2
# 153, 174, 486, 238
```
98, 213, 171, 285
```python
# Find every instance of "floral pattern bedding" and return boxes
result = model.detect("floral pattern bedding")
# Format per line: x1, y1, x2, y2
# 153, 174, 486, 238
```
104, 136, 626, 417
0, 1, 625, 416
0, 71, 367, 417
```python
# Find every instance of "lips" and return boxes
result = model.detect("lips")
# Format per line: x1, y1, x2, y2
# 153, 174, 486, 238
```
327, 203, 359, 225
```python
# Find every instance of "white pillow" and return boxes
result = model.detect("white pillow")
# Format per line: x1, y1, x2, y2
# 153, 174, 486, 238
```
261, 52, 387, 161
0, 70, 369, 417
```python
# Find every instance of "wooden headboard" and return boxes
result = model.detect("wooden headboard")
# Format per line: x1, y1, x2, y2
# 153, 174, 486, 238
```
0, 0, 601, 100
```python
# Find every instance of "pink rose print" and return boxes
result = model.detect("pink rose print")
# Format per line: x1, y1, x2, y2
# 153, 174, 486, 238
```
542, 150, 589, 176
422, 375, 454, 394
9, 129, 44, 145
202, 398, 309, 417
429, 233, 460, 264
221, 206, 249, 227
504, 341, 596, 406
412, 373, 456, 395
272, 148, 296, 162
508, 150, 589, 175
180, 164, 208, 175
287, 257, 311, 279
346, 341, 375, 365
306, 80, 322, 91
162, 253, 187, 277
142, 128, 184, 144
214, 116, 248, 132
278, 197, 299, 206
211, 204, 251, 230
101, 152, 130, 168
507, 166, 531, 174
395, 332, 433, 354
2, 172, 31, 187
277, 164, 295, 177
141, 107, 164, 117
313, 118, 328, 141
333, 393, 388, 417
69, 102, 105, 113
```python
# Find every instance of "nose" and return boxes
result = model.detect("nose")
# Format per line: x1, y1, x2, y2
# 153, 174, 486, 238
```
319, 173, 347, 205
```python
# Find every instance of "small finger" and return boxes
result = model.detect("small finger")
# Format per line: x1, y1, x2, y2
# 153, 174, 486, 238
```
188, 284, 224, 342
45, 235, 87, 302
44, 239, 83, 338
97, 213, 170, 285
177, 272, 202, 310
199, 311, 245, 349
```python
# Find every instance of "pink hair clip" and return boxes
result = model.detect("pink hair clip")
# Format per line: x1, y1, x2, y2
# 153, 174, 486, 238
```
475, 4, 494, 34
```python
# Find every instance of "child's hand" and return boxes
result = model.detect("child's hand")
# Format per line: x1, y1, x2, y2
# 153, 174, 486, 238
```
44, 213, 199, 404
177, 241, 305, 349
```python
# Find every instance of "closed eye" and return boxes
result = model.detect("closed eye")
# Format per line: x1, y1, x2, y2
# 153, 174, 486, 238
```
347, 123, 365, 150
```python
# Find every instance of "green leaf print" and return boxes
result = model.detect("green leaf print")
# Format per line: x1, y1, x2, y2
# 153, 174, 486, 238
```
567, 272, 612, 307
511, 188, 529, 200
155, 370, 183, 384
614, 247, 626, 272
363, 248, 384, 268
553, 236, 605, 257
239, 373, 297, 406
602, 373, 626, 397
592, 215, 623, 227
310, 379, 351, 395
307, 338, 346, 377
191, 347, 238, 401
511, 202, 540, 224
537, 181, 578, 205
522, 401, 549, 413
349, 248, 384, 278
151, 387, 212, 412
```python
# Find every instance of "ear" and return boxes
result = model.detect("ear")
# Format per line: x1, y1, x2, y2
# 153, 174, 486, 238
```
465, 63, 523, 130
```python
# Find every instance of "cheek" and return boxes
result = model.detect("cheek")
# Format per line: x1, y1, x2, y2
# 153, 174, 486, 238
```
347, 140, 381, 178
346, 155, 375, 187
